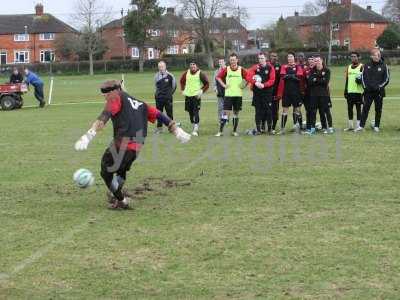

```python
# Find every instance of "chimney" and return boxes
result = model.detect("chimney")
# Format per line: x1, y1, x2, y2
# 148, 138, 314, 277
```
222, 13, 227, 18
294, 11, 299, 17
166, 7, 175, 15
35, 3, 44, 16
341, 0, 351, 7
367, 5, 372, 10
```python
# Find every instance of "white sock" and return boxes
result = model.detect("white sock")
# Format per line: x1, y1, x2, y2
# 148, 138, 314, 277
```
356, 120, 360, 128
348, 120, 353, 128
194, 124, 199, 131
122, 198, 129, 205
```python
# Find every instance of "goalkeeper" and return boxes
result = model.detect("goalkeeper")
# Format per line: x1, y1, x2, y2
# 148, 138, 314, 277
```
74, 80, 191, 209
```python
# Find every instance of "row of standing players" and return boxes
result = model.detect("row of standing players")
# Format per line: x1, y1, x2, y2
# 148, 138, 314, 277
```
154, 48, 390, 136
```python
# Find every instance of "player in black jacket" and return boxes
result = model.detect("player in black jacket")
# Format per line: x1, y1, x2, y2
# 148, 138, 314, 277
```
306, 55, 334, 134
270, 52, 281, 134
355, 49, 390, 132
154, 61, 177, 133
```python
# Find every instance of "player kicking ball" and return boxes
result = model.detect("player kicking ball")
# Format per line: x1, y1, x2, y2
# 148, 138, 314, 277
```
74, 80, 191, 209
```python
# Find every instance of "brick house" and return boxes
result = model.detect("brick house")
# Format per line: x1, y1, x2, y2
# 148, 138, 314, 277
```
298, 0, 389, 50
101, 8, 249, 60
208, 13, 249, 52
102, 8, 192, 60
0, 4, 78, 65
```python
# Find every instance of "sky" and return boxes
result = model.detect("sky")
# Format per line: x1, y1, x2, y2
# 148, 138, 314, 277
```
0, 0, 386, 30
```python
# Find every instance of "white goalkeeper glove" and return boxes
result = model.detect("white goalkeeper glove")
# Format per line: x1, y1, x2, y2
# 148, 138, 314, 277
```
174, 127, 191, 143
74, 129, 96, 151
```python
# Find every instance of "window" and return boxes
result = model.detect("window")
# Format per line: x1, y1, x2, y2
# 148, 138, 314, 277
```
149, 29, 160, 37
14, 50, 29, 63
261, 42, 269, 49
0, 51, 7, 65
370, 23, 375, 29
182, 47, 188, 54
331, 39, 340, 46
167, 30, 178, 37
228, 28, 239, 33
233, 40, 239, 46
148, 48, 154, 59
167, 45, 179, 55
40, 50, 55, 63
131, 47, 139, 58
312, 25, 321, 32
14, 34, 29, 42
332, 23, 340, 31
39, 33, 55, 40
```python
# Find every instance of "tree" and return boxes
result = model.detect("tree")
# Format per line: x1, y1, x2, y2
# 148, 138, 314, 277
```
73, 0, 110, 75
54, 33, 80, 61
377, 23, 400, 49
302, 0, 329, 16
383, 0, 400, 23
272, 16, 302, 50
177, 0, 236, 68
124, 0, 164, 72
307, 31, 329, 50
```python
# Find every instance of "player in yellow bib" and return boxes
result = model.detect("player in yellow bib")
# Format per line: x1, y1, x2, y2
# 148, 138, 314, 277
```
215, 53, 249, 136
179, 62, 209, 136
344, 52, 364, 131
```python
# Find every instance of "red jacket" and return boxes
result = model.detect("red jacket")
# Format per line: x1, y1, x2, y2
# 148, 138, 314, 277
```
277, 64, 306, 99
246, 63, 276, 90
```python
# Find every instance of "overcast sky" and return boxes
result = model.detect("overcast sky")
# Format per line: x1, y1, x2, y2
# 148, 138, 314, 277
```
0, 0, 385, 29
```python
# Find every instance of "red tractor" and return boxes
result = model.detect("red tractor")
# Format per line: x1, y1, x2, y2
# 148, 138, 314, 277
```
0, 83, 28, 110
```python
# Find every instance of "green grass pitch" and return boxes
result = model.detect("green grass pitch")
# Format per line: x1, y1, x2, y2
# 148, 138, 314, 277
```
1, 66, 400, 299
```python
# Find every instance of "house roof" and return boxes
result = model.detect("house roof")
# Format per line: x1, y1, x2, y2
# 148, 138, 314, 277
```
209, 16, 247, 31
0, 14, 78, 35
285, 15, 314, 28
103, 14, 246, 32
301, 4, 388, 26
103, 13, 189, 30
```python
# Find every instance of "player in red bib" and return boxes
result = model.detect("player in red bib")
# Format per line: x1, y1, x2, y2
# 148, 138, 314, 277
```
276, 52, 306, 134
74, 80, 191, 209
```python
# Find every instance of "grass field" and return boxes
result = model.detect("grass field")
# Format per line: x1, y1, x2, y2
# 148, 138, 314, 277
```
1, 66, 400, 299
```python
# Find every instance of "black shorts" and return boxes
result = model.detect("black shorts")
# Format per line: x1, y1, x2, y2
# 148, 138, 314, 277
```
252, 95, 273, 110
224, 96, 242, 111
185, 96, 201, 112
312, 96, 332, 111
101, 145, 137, 176
347, 93, 363, 105
282, 94, 302, 108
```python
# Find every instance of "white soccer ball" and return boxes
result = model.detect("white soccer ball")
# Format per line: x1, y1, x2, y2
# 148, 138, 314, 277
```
73, 168, 94, 189
253, 75, 262, 83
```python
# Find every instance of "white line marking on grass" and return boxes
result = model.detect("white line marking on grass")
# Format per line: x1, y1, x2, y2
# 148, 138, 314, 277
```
0, 141, 220, 284
0, 220, 92, 283
22, 96, 400, 109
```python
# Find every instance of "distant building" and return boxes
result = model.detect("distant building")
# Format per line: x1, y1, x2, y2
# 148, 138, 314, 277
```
102, 8, 192, 60
298, 0, 389, 50
101, 8, 249, 61
0, 4, 78, 64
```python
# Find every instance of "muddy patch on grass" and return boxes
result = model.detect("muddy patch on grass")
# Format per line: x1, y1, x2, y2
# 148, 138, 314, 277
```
124, 177, 191, 200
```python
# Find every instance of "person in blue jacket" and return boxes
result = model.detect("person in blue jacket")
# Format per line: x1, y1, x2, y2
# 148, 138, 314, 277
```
24, 68, 45, 108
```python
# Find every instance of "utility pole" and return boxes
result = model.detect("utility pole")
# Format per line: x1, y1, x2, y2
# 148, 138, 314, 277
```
327, 0, 332, 66
328, 21, 333, 66
121, 8, 126, 61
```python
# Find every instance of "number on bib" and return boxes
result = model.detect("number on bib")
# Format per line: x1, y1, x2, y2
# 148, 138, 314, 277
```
128, 97, 143, 110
